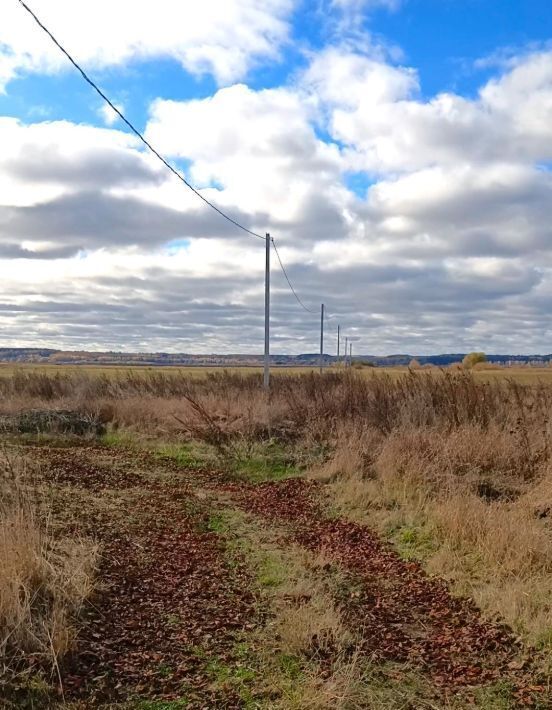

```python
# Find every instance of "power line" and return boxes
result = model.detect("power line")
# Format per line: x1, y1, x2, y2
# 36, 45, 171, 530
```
271, 240, 315, 313
17, 0, 265, 242
17, 0, 318, 315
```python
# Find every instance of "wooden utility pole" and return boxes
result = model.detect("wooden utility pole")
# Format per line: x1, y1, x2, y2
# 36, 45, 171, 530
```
264, 233, 271, 390
319, 303, 325, 374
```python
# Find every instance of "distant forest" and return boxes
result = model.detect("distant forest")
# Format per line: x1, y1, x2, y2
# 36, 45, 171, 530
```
1, 348, 551, 367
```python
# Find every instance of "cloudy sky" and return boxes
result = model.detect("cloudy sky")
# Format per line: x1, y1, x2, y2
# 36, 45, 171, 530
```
1, 0, 552, 354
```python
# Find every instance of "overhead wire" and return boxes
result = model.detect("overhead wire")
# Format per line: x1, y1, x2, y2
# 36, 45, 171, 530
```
271, 240, 316, 313
17, 0, 318, 314
17, 0, 265, 242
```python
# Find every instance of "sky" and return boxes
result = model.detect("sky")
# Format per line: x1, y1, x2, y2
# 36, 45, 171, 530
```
1, 0, 552, 355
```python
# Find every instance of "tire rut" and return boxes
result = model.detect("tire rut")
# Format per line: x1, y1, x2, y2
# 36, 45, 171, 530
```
33, 445, 257, 708
221, 477, 551, 707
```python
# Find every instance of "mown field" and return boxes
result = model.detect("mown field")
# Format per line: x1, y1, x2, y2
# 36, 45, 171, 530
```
2, 369, 552, 708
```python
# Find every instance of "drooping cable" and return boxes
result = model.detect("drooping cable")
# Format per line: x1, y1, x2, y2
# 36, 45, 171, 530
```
17, 0, 320, 313
271, 240, 316, 313
17, 0, 266, 242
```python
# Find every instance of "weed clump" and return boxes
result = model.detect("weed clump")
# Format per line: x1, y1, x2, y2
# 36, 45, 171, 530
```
0, 449, 96, 699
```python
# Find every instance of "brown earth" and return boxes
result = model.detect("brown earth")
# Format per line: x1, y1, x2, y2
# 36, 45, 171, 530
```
30, 445, 256, 708
222, 479, 549, 706
14, 443, 552, 708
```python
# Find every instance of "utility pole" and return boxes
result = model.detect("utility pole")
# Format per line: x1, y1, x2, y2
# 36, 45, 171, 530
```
337, 324, 340, 367
264, 233, 271, 390
319, 303, 325, 374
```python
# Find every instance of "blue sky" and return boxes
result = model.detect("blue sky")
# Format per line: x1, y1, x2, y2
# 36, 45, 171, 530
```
1, 0, 552, 354
4, 2, 551, 132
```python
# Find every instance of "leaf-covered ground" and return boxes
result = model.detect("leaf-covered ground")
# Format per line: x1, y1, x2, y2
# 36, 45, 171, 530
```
222, 479, 550, 706
9, 441, 551, 708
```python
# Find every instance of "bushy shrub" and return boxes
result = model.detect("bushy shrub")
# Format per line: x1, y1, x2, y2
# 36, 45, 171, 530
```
462, 352, 487, 369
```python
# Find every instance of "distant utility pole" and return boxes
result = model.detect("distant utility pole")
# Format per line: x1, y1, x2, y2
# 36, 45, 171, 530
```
337, 324, 340, 366
319, 303, 325, 374
264, 233, 271, 390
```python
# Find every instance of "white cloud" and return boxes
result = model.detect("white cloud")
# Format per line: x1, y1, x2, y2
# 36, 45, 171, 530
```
98, 102, 124, 127
0, 117, 159, 206
145, 84, 347, 234
3, 45, 552, 353
1, 0, 294, 88
302, 46, 417, 109
311, 49, 552, 172
331, 0, 401, 11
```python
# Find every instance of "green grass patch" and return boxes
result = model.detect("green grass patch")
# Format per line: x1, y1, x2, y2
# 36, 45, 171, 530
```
102, 428, 302, 484
472, 679, 518, 709
205, 652, 259, 707
157, 663, 173, 679
101, 430, 217, 471
278, 653, 303, 681
257, 554, 288, 588
135, 701, 188, 710
229, 439, 300, 483
385, 520, 438, 561
206, 512, 230, 534
535, 625, 552, 651
101, 430, 139, 448
154, 441, 218, 469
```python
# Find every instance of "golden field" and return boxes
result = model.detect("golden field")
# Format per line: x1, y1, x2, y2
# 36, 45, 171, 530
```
1, 361, 552, 384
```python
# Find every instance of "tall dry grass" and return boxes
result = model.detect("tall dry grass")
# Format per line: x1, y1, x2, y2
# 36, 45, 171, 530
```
316, 419, 552, 647
3, 368, 552, 645
0, 449, 96, 695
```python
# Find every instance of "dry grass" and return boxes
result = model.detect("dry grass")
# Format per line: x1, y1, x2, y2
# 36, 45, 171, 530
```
3, 367, 552, 652
205, 507, 361, 708
211, 506, 473, 708
320, 421, 552, 648
222, 509, 352, 659
0, 449, 97, 694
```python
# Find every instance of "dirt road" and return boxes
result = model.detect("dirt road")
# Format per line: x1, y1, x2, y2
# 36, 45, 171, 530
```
22, 442, 551, 708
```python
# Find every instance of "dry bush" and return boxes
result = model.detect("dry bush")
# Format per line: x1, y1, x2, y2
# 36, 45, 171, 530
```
431, 493, 552, 576
275, 593, 352, 658
0, 450, 96, 687
376, 423, 543, 494
3, 368, 551, 443
426, 492, 552, 642
296, 651, 369, 710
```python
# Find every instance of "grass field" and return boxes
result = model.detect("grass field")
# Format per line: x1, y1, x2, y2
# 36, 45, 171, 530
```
2, 368, 552, 707
2, 361, 552, 384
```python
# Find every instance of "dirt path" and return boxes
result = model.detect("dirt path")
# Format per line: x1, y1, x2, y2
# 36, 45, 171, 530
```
26, 443, 552, 708
221, 478, 551, 707
34, 444, 257, 708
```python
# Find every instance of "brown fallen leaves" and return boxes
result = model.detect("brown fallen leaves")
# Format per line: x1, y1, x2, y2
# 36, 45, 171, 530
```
35, 445, 257, 708
30, 445, 551, 707
225, 478, 551, 706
